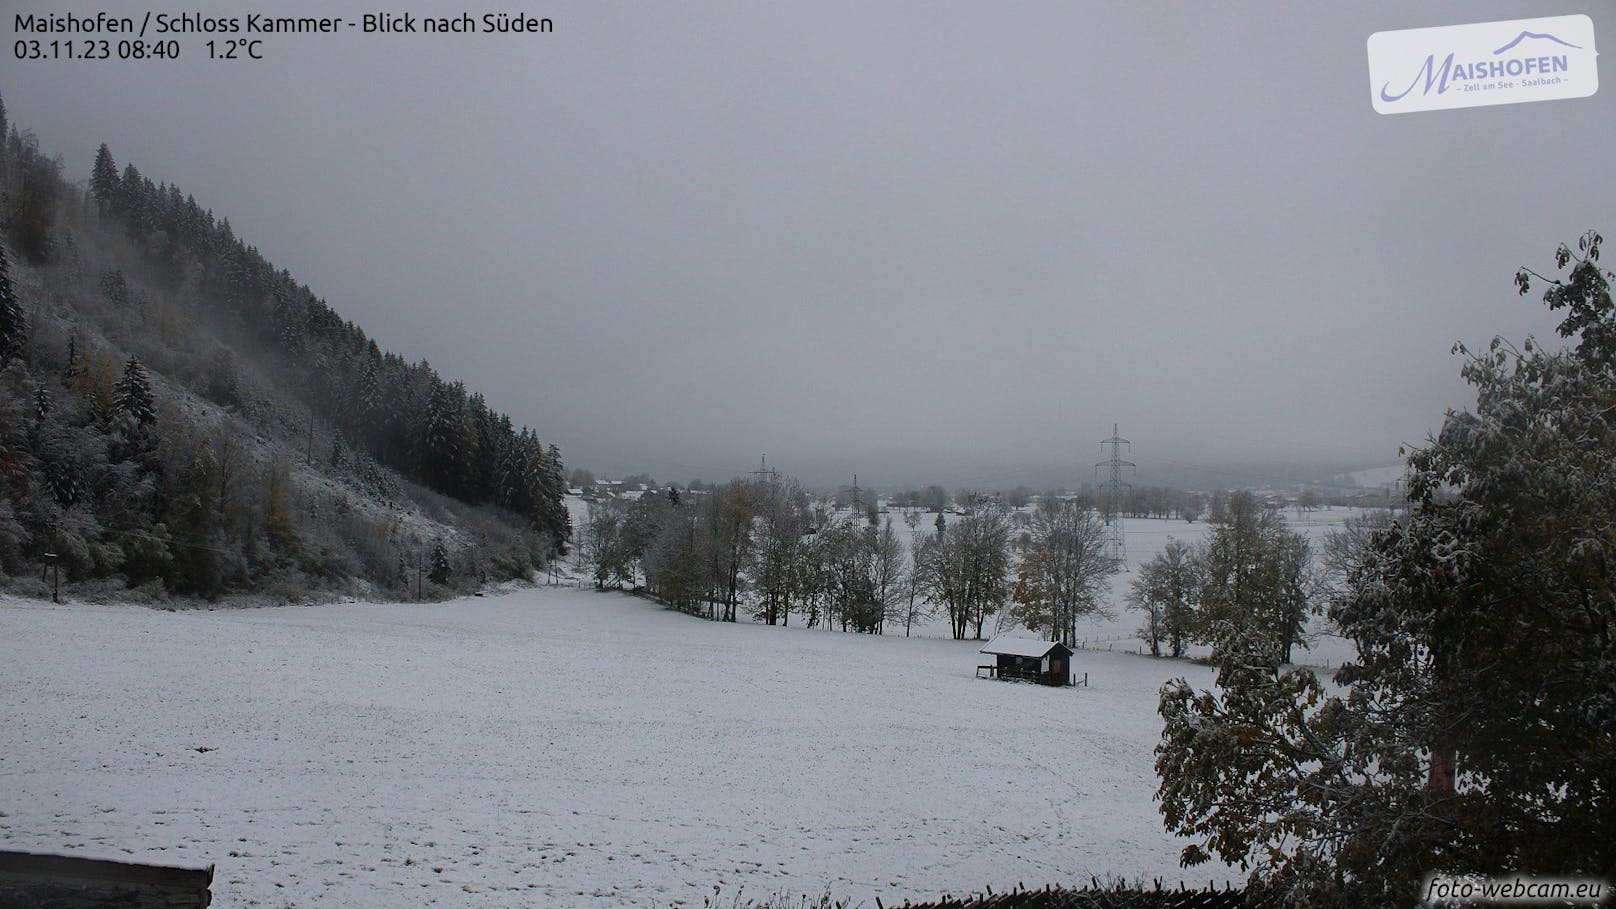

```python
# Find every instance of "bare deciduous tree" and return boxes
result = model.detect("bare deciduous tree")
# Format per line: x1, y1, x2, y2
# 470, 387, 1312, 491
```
1009, 499, 1117, 645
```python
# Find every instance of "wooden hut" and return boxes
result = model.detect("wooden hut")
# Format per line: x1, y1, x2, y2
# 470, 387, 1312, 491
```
0, 850, 213, 908
977, 637, 1074, 686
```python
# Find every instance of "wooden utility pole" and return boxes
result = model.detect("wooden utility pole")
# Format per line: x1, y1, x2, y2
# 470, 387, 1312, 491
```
42, 552, 60, 603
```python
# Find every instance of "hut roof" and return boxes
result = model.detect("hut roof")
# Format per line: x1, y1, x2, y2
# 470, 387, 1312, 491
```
980, 637, 1070, 658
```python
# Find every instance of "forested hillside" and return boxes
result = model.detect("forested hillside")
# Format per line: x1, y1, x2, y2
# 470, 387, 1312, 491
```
0, 94, 571, 602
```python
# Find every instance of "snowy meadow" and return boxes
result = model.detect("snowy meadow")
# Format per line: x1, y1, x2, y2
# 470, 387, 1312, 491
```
1, 585, 1245, 908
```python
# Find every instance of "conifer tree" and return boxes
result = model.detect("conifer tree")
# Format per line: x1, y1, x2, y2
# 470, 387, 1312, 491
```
421, 378, 460, 487
91, 144, 119, 211
118, 163, 148, 232
112, 356, 155, 425
542, 443, 572, 546
0, 242, 22, 366
62, 334, 80, 383
429, 540, 451, 585
99, 269, 128, 307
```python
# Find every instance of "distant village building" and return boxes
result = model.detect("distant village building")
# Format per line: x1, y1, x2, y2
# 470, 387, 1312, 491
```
977, 637, 1075, 687
576, 478, 657, 503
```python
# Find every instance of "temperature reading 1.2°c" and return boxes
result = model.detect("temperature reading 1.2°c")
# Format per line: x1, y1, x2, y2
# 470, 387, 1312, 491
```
208, 39, 263, 60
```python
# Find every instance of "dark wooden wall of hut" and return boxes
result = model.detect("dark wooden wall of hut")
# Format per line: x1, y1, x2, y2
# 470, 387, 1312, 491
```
0, 851, 213, 909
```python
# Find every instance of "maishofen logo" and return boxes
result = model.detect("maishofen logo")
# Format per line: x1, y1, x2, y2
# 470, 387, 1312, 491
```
1367, 14, 1598, 114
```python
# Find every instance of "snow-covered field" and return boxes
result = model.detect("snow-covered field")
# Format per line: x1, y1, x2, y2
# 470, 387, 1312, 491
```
883, 504, 1362, 670
1077, 508, 1362, 671
2, 587, 1240, 908
567, 492, 1364, 668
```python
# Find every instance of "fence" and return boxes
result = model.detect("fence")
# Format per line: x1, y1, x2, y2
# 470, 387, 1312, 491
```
877, 880, 1247, 909
1075, 634, 1141, 655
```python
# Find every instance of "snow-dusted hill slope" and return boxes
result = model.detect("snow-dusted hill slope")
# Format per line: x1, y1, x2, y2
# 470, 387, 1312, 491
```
1, 588, 1237, 908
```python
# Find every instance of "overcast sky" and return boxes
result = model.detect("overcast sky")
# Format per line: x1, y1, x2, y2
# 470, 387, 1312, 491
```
5, 1, 1611, 487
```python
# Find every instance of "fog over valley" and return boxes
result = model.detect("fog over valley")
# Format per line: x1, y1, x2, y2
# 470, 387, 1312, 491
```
9, 1, 1611, 487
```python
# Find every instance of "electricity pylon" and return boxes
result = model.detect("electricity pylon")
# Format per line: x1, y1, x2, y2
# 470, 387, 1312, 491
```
1096, 423, 1135, 563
